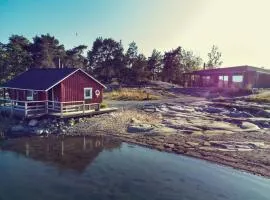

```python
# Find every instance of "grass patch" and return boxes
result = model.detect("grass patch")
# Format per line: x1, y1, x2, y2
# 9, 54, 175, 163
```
247, 92, 270, 103
104, 88, 160, 101
100, 102, 108, 108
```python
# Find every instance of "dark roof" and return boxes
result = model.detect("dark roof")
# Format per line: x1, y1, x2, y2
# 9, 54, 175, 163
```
1, 68, 78, 90
185, 65, 270, 76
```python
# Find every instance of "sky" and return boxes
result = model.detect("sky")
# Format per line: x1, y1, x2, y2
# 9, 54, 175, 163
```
0, 0, 270, 68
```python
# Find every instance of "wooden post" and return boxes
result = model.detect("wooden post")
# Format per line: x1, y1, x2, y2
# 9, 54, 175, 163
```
83, 101, 85, 114
3, 88, 6, 106
10, 100, 14, 117
60, 102, 63, 118
25, 102, 28, 117
228, 75, 233, 88
45, 91, 48, 114
52, 88, 55, 110
45, 101, 48, 114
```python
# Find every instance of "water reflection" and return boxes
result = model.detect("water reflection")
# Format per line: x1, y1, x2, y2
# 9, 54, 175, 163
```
0, 136, 121, 172
0, 137, 270, 200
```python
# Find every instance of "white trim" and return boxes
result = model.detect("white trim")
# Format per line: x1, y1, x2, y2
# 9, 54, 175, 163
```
0, 87, 45, 91
84, 87, 93, 99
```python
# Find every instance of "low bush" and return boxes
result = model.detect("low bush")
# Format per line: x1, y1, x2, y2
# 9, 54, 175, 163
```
247, 92, 270, 103
100, 102, 108, 108
104, 88, 160, 101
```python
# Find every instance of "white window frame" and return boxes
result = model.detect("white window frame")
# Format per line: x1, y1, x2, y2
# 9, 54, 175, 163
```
232, 75, 244, 83
84, 88, 92, 99
26, 90, 34, 101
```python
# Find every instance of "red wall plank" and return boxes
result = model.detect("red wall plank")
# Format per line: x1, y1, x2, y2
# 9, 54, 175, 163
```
59, 70, 103, 103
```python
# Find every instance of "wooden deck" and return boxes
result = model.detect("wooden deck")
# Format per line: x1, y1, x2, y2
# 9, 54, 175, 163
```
0, 99, 118, 118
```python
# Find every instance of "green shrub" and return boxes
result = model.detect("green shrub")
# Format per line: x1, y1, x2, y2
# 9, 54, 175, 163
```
104, 88, 160, 101
248, 92, 270, 103
100, 102, 108, 108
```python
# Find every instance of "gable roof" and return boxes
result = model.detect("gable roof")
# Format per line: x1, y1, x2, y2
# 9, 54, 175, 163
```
1, 68, 106, 91
185, 65, 270, 76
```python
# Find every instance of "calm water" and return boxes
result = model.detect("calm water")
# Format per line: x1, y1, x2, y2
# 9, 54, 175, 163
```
0, 136, 270, 200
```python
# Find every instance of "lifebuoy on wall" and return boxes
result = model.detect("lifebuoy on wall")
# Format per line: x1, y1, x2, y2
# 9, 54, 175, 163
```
95, 89, 100, 97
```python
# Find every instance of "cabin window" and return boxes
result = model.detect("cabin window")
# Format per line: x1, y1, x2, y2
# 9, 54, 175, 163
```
232, 75, 243, 83
26, 90, 34, 101
84, 88, 92, 99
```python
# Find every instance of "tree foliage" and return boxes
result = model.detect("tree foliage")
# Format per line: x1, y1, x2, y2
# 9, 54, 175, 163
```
0, 34, 213, 85
87, 37, 125, 83
147, 49, 163, 80
206, 45, 223, 69
181, 49, 202, 72
162, 47, 183, 83
0, 35, 33, 83
131, 54, 150, 83
125, 41, 138, 68
30, 34, 66, 68
65, 45, 88, 68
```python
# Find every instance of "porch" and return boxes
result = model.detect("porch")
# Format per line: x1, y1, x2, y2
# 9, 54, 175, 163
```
0, 99, 106, 118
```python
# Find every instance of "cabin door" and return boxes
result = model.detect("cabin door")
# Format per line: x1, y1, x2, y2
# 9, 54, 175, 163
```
48, 88, 57, 110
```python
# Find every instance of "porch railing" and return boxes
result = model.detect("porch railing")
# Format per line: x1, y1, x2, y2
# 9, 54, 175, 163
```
0, 99, 100, 117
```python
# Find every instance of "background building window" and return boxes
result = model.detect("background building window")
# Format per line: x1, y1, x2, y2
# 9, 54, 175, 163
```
232, 75, 243, 83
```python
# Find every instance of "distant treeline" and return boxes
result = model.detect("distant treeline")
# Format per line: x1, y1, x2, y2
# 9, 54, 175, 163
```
0, 34, 222, 85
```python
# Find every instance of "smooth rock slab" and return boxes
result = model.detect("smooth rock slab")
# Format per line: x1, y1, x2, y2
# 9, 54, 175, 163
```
11, 125, 26, 132
30, 128, 45, 135
241, 122, 260, 130
227, 111, 254, 118
191, 120, 241, 132
28, 119, 39, 127
167, 105, 195, 113
256, 110, 270, 118
151, 126, 176, 135
203, 130, 235, 135
127, 124, 154, 133
203, 106, 225, 114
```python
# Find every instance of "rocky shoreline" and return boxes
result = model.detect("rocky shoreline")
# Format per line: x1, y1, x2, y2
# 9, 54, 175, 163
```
2, 98, 270, 178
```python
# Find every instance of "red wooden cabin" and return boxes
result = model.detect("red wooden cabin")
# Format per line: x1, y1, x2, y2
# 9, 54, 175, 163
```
0, 68, 106, 118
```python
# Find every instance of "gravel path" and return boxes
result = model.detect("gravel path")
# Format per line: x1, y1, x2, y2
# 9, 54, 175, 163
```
106, 95, 206, 109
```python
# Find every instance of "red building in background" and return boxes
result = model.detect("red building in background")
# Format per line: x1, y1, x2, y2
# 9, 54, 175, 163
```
183, 65, 270, 89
